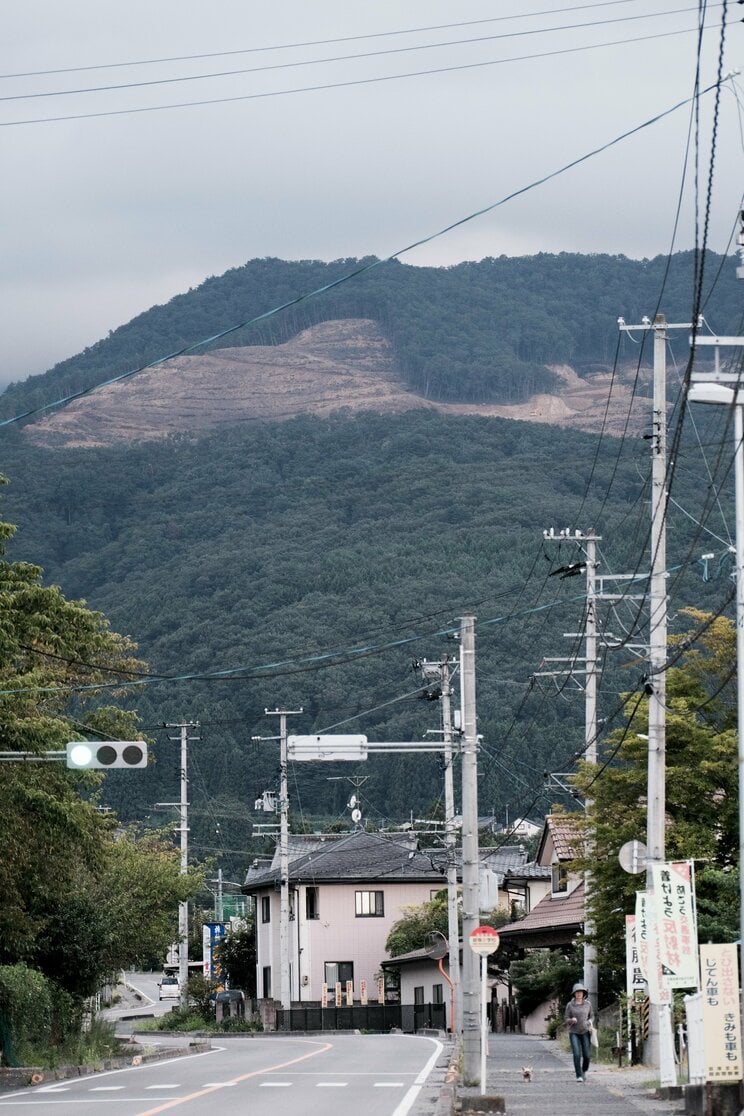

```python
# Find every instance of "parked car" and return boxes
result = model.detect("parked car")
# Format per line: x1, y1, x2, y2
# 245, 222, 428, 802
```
158, 974, 180, 1000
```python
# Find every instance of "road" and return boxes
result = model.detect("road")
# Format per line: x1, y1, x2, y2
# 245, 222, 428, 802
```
0, 1032, 444, 1116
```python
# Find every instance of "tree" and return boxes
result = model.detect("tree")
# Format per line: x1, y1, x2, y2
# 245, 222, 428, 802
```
570, 610, 738, 980
385, 891, 450, 957
217, 924, 257, 996
0, 485, 202, 1000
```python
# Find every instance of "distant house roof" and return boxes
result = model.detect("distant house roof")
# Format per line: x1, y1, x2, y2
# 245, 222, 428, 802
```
503, 863, 552, 883
498, 881, 585, 949
242, 828, 448, 893
536, 814, 583, 865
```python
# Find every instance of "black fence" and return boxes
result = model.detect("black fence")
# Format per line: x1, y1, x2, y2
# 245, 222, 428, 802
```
275, 1001, 446, 1033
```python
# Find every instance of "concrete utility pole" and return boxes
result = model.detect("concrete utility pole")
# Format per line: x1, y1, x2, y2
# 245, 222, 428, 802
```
166, 721, 199, 1007
619, 313, 694, 1083
440, 658, 462, 1031
539, 528, 600, 1006
419, 655, 461, 1030
259, 708, 302, 1012
459, 614, 481, 1086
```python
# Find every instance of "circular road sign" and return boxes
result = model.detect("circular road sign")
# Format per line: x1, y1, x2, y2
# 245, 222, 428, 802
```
469, 925, 500, 955
618, 839, 648, 875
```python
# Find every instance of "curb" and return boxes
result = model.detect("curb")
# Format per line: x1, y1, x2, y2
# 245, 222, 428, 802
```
0, 1041, 211, 1092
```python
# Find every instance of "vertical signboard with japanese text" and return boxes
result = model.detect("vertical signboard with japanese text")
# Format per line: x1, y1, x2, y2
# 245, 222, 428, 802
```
651, 861, 698, 989
700, 943, 742, 1081
625, 915, 646, 997
636, 890, 670, 1004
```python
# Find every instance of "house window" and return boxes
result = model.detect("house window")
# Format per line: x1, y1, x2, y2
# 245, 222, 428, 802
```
414, 986, 425, 1005
432, 983, 444, 1004
261, 895, 271, 922
262, 966, 272, 999
551, 864, 568, 895
306, 886, 319, 920
355, 890, 384, 917
325, 961, 354, 987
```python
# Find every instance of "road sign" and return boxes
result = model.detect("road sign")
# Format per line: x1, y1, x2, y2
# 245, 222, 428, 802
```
287, 734, 368, 761
469, 925, 500, 955
66, 741, 148, 769
619, 839, 647, 875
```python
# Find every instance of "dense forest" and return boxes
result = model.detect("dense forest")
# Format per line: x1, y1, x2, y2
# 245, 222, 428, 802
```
0, 401, 731, 885
1, 251, 741, 422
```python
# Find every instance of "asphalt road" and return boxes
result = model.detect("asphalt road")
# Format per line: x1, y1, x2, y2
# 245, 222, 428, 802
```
0, 1033, 444, 1116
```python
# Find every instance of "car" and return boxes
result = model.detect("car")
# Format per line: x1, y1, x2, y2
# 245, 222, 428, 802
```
158, 974, 181, 1000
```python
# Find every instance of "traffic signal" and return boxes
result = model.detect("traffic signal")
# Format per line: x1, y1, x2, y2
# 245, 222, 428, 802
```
66, 741, 148, 769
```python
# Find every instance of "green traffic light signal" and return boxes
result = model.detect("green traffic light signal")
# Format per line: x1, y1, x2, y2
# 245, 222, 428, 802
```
66, 741, 148, 769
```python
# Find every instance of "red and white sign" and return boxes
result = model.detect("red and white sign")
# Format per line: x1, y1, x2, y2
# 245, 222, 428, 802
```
651, 861, 698, 989
469, 925, 500, 955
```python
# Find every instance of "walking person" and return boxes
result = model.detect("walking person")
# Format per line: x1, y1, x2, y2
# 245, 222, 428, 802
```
564, 981, 593, 1083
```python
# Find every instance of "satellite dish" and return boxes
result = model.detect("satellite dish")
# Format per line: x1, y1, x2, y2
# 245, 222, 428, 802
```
349, 795, 357, 808
618, 839, 648, 875
351, 808, 362, 823
425, 931, 448, 961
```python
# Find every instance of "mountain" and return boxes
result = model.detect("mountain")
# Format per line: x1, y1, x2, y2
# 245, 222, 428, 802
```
0, 252, 732, 881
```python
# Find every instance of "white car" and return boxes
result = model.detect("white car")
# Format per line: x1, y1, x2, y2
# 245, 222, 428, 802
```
158, 975, 180, 1000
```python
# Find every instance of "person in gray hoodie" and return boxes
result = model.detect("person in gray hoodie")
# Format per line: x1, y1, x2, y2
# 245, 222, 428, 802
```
564, 981, 593, 1082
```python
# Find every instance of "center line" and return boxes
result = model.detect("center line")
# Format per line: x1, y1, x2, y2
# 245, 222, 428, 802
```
317, 1082, 348, 1087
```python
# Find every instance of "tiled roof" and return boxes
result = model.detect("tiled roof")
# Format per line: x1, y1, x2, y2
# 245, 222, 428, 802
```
242, 829, 448, 892
498, 882, 585, 946
503, 863, 552, 881
537, 813, 583, 863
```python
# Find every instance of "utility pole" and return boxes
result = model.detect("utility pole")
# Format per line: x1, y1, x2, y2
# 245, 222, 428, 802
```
459, 614, 481, 1086
441, 658, 462, 1032
539, 528, 600, 1006
166, 721, 198, 1007
255, 708, 302, 1012
619, 313, 694, 1084
419, 655, 461, 1032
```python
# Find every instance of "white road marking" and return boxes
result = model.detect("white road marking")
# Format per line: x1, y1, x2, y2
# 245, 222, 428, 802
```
203, 1081, 237, 1087
316, 1082, 348, 1087
260, 1082, 293, 1087
374, 1082, 405, 1087
145, 1083, 181, 1089
90, 1086, 125, 1091
36, 1085, 70, 1092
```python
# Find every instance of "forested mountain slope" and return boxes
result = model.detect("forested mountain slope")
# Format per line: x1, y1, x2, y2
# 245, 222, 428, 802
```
2, 251, 738, 427
0, 407, 727, 881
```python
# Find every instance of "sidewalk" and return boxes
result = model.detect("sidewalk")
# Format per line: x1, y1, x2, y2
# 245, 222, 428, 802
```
454, 1032, 686, 1115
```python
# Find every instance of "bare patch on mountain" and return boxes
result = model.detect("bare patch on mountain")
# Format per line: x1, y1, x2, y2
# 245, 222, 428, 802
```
24, 320, 651, 448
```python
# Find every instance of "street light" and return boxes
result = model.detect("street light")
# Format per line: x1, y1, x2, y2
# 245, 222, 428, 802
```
687, 380, 744, 1042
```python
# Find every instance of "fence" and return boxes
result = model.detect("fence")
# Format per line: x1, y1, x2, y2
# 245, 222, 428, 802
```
275, 1001, 446, 1033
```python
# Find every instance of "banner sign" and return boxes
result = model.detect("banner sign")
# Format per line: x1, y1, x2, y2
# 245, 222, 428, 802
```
700, 943, 742, 1081
625, 915, 646, 997
636, 891, 670, 1004
651, 861, 698, 989
335, 981, 342, 1007
377, 976, 385, 1004
345, 980, 354, 1007
321, 982, 328, 1009
360, 979, 368, 1006
202, 922, 226, 984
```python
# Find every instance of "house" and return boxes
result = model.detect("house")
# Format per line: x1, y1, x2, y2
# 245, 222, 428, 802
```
497, 814, 585, 1034
241, 829, 450, 1005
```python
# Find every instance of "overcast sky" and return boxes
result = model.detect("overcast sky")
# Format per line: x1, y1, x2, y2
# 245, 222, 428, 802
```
2, 1, 742, 389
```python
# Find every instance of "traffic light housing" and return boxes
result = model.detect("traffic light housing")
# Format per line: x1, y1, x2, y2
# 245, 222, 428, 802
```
66, 741, 148, 769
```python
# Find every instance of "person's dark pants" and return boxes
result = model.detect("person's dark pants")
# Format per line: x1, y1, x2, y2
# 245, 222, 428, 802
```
569, 1030, 591, 1079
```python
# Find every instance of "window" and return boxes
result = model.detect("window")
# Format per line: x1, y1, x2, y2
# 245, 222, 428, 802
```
551, 863, 568, 895
306, 886, 319, 920
261, 895, 271, 922
324, 961, 354, 987
432, 983, 444, 1004
355, 890, 384, 917
262, 966, 272, 999
414, 986, 424, 1005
